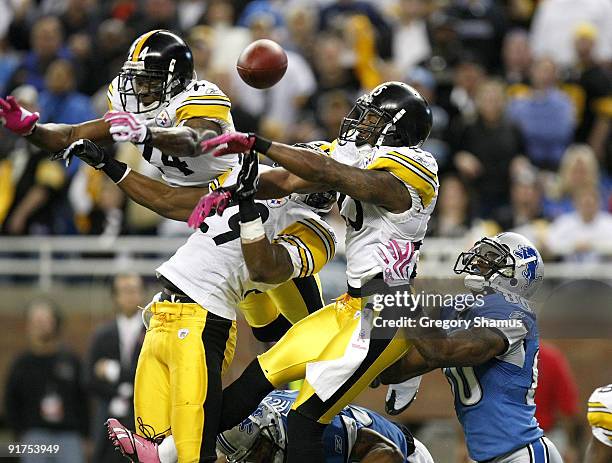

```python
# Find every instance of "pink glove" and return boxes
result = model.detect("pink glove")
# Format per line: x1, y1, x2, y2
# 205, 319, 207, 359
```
200, 132, 255, 157
375, 239, 418, 286
187, 189, 233, 229
103, 111, 149, 144
0, 96, 39, 135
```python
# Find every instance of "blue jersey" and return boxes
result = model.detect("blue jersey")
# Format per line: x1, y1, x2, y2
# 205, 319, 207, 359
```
440, 292, 543, 461
258, 390, 410, 463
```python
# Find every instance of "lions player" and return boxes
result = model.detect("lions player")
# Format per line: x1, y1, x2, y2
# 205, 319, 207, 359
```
216, 390, 434, 463
382, 232, 564, 463
198, 81, 438, 463
585, 384, 612, 463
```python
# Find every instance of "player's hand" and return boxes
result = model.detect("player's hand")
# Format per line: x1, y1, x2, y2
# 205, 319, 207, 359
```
200, 132, 256, 156
52, 138, 109, 168
375, 239, 418, 286
188, 188, 234, 229
103, 110, 150, 144
0, 96, 39, 136
234, 152, 259, 201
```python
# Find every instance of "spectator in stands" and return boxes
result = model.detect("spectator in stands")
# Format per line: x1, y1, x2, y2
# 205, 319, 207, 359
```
453, 79, 523, 218
445, 0, 508, 72
201, 0, 250, 75
391, 0, 431, 75
0, 85, 67, 235
7, 16, 71, 93
507, 57, 575, 171
4, 299, 89, 463
319, 0, 392, 59
232, 11, 316, 142
530, 0, 612, 68
502, 29, 532, 86
69, 170, 127, 236
444, 56, 486, 130
546, 186, 612, 262
77, 19, 130, 96
535, 342, 581, 463
428, 175, 472, 238
285, 5, 319, 65
495, 173, 548, 247
85, 273, 146, 463
315, 90, 353, 142
542, 144, 606, 219
568, 23, 612, 162
0, 36, 20, 96
134, 0, 179, 37
39, 59, 96, 125
407, 66, 451, 170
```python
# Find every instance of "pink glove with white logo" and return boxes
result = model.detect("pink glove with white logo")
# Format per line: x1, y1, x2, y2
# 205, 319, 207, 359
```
375, 239, 418, 286
187, 188, 233, 229
0, 96, 39, 136
103, 111, 150, 144
200, 132, 271, 156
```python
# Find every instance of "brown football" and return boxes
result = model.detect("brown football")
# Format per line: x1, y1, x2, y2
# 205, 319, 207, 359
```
236, 39, 288, 89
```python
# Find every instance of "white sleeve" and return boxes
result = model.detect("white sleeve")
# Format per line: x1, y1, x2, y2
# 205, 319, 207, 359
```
275, 240, 311, 279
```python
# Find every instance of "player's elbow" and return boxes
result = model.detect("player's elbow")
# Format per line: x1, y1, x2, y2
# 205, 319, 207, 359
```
248, 265, 285, 284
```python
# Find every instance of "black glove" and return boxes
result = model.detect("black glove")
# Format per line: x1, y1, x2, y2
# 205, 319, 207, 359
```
234, 151, 259, 202
52, 138, 109, 168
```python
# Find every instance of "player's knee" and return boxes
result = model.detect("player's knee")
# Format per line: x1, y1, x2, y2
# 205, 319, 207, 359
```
251, 315, 292, 342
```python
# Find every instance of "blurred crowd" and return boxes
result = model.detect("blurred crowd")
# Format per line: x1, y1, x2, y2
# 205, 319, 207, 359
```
0, 0, 612, 263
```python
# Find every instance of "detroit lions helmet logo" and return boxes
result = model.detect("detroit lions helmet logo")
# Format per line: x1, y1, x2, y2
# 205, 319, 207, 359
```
513, 245, 540, 286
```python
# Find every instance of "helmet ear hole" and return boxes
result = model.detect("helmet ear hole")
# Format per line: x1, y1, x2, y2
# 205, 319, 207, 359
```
509, 278, 518, 287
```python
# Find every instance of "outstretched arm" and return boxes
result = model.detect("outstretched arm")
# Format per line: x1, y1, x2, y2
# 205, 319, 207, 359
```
201, 134, 413, 212
27, 119, 113, 152
116, 170, 206, 221
0, 95, 113, 151
404, 307, 507, 368
258, 142, 411, 212
147, 118, 221, 157
103, 111, 222, 157
55, 139, 206, 221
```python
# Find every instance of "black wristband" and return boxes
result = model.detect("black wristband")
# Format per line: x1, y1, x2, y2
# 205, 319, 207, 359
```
251, 134, 272, 154
102, 158, 129, 183
239, 199, 260, 223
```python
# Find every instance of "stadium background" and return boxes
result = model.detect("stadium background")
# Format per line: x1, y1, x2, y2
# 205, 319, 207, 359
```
0, 0, 611, 461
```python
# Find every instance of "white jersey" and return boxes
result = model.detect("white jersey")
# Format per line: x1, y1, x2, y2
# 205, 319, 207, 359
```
330, 141, 439, 291
157, 197, 336, 320
588, 384, 612, 447
107, 77, 238, 186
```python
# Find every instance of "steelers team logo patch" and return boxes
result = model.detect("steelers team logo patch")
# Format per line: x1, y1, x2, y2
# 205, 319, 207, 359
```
155, 110, 172, 127
266, 198, 288, 208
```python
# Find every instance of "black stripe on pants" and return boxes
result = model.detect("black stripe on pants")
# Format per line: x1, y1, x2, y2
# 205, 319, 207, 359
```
199, 313, 233, 462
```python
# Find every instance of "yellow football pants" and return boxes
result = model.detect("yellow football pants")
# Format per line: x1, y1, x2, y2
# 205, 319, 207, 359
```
258, 294, 413, 424
238, 274, 324, 328
134, 301, 236, 463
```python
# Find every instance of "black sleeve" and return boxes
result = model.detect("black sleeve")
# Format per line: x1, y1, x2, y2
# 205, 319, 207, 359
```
4, 356, 25, 436
83, 327, 119, 400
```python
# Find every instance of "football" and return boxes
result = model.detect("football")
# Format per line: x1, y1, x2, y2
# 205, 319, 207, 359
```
236, 39, 288, 89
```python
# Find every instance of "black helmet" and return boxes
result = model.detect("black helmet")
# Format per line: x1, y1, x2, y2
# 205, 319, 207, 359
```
339, 81, 432, 147
118, 30, 194, 114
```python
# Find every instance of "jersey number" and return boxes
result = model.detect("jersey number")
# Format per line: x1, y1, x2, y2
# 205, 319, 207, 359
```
161, 155, 194, 176
143, 146, 194, 176
338, 194, 364, 231
199, 204, 270, 245
445, 366, 483, 406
